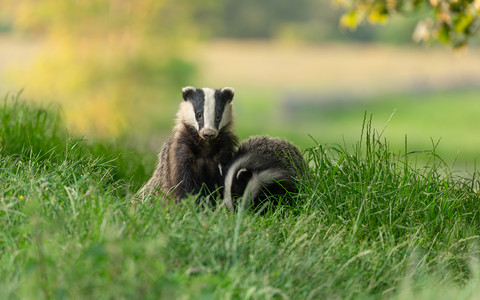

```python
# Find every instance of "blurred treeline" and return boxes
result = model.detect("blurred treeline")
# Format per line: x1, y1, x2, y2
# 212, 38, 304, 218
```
1, 0, 210, 137
214, 0, 420, 43
0, 0, 421, 43
0, 0, 419, 138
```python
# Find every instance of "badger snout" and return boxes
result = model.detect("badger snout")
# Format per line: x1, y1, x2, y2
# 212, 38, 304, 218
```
200, 128, 218, 141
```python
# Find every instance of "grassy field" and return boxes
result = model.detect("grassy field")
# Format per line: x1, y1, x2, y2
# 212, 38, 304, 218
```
196, 41, 480, 93
193, 40, 480, 169
2, 38, 480, 169
232, 88, 480, 170
2, 95, 480, 299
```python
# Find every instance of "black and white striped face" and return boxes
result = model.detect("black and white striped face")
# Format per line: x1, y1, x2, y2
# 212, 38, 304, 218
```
223, 156, 290, 211
178, 86, 234, 141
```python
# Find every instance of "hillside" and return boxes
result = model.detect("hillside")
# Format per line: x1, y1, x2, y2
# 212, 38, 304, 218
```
1, 95, 480, 299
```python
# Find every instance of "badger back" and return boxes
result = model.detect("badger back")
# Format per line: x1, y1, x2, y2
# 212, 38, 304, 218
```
177, 86, 234, 141
223, 136, 307, 211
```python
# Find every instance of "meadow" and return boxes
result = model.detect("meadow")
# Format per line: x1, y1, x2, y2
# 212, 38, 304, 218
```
233, 88, 480, 170
2, 38, 480, 168
1, 94, 480, 299
194, 41, 480, 170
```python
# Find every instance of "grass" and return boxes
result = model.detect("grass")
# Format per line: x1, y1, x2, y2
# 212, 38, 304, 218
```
195, 40, 480, 169
5, 38, 480, 170
233, 88, 480, 170
1, 94, 480, 299
0, 92, 154, 193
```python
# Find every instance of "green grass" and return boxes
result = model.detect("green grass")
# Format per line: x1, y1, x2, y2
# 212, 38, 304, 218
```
1, 94, 480, 299
234, 88, 480, 169
0, 92, 155, 193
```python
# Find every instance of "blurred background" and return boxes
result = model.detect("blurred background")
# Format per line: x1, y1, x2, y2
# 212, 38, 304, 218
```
1, 0, 479, 170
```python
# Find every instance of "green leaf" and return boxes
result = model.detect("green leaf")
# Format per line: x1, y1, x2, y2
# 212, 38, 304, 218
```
454, 13, 474, 33
437, 24, 451, 44
340, 11, 359, 30
368, 10, 389, 25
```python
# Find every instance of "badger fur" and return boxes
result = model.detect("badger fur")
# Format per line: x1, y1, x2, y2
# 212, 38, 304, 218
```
139, 86, 238, 202
223, 136, 308, 211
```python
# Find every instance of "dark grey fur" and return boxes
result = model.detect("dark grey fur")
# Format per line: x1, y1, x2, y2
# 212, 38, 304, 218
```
223, 136, 308, 211
138, 87, 238, 203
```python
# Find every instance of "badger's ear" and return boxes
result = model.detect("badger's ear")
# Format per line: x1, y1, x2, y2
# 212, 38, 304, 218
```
182, 86, 196, 101
236, 168, 252, 182
220, 87, 234, 103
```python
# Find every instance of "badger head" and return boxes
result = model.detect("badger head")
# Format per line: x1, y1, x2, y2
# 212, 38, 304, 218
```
223, 156, 291, 211
177, 86, 234, 141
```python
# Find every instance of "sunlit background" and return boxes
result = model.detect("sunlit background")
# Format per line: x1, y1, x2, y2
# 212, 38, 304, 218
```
1, 0, 479, 170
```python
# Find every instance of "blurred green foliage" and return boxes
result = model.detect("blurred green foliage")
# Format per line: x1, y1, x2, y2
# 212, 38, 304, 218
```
212, 0, 420, 44
337, 0, 480, 48
210, 0, 479, 46
0, 0, 211, 136
1, 0, 478, 143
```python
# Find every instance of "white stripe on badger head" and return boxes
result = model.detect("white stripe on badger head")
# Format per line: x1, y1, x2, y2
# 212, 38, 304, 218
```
218, 102, 233, 130
202, 88, 216, 130
241, 168, 290, 210
176, 101, 198, 130
222, 156, 250, 211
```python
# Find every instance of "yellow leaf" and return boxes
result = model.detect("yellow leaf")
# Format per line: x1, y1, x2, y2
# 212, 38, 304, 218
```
368, 10, 389, 25
340, 11, 358, 30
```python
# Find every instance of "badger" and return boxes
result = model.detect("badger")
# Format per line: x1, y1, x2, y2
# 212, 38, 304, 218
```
223, 136, 308, 211
138, 86, 238, 203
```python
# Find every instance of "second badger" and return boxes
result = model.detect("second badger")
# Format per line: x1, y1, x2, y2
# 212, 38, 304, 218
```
223, 136, 308, 211
139, 86, 238, 202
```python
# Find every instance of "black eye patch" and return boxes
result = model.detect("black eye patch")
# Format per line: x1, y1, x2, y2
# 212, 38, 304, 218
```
186, 88, 205, 130
214, 90, 228, 128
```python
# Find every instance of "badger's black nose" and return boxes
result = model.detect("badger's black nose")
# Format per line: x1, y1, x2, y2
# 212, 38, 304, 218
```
200, 128, 218, 140
203, 133, 216, 140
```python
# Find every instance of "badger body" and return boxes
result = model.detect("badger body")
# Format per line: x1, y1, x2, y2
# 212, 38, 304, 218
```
223, 136, 308, 211
139, 86, 238, 202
